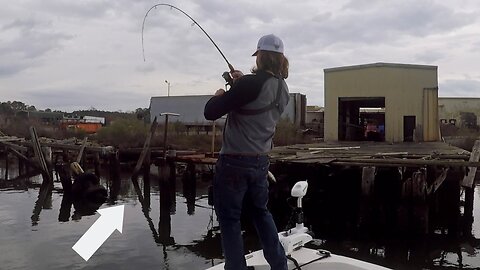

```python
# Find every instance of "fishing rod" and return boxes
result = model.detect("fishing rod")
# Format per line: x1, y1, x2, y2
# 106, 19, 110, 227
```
141, 3, 235, 76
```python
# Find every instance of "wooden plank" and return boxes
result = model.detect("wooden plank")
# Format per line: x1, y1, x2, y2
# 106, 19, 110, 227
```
15, 140, 115, 154
332, 158, 480, 167
0, 141, 28, 152
373, 152, 409, 157
309, 146, 361, 153
461, 140, 480, 188
29, 126, 51, 182
6, 146, 43, 172
132, 116, 158, 179
75, 137, 88, 163
0, 137, 22, 142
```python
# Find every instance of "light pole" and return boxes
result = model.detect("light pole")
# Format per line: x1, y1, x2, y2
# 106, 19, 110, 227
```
164, 80, 170, 97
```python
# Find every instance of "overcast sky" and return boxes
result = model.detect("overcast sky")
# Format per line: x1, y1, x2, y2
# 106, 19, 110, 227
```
1, 0, 479, 112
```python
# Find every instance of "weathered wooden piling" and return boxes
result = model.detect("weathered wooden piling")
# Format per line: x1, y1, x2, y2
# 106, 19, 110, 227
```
93, 152, 101, 177
29, 127, 52, 184
57, 163, 73, 222
182, 162, 197, 215
4, 148, 9, 180
108, 151, 121, 201
132, 116, 157, 179
143, 154, 151, 209
158, 162, 175, 245
31, 180, 53, 226
158, 112, 179, 159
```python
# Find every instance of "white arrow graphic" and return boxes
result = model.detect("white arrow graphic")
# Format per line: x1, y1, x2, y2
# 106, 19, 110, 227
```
72, 205, 125, 261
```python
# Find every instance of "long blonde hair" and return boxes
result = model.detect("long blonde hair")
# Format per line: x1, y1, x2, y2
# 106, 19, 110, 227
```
252, 51, 289, 79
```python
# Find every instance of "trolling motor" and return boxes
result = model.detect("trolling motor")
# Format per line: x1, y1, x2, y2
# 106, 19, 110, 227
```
278, 181, 313, 255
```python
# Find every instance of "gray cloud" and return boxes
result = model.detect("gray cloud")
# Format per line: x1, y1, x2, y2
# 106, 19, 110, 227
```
135, 63, 156, 73
284, 0, 477, 51
414, 51, 445, 64
1, 0, 479, 112
439, 79, 480, 97
23, 86, 152, 112
0, 62, 30, 77
0, 16, 73, 77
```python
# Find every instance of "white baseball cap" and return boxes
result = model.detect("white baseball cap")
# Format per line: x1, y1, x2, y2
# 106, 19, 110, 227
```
252, 34, 284, 56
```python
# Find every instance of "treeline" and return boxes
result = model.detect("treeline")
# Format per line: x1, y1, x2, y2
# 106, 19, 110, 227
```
0, 100, 310, 151
0, 101, 38, 115
0, 100, 152, 145
0, 100, 150, 121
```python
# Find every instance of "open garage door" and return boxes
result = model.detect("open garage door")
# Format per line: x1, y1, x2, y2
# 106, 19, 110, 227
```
338, 97, 385, 141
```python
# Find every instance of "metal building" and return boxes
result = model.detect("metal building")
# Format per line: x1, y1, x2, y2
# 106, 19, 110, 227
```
438, 97, 480, 128
324, 62, 440, 143
149, 93, 306, 127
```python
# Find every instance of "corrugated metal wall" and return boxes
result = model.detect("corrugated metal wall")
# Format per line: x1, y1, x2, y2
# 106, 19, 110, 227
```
324, 63, 439, 143
149, 93, 305, 126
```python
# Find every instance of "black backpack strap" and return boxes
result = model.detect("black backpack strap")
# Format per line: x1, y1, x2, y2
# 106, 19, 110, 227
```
236, 77, 283, 115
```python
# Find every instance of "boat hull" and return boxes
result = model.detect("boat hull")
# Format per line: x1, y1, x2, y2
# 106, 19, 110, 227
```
206, 247, 391, 270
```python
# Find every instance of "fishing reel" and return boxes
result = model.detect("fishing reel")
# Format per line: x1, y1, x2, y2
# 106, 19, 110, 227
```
222, 71, 233, 87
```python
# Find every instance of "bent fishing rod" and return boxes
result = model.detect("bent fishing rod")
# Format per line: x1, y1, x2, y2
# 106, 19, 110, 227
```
142, 3, 235, 77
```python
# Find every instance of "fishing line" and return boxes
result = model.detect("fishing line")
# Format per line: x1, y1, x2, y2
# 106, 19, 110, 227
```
141, 3, 234, 72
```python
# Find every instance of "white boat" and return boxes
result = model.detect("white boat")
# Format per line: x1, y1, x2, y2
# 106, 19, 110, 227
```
206, 181, 391, 270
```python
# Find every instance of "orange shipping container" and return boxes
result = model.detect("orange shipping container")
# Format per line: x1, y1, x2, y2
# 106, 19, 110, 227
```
76, 123, 102, 133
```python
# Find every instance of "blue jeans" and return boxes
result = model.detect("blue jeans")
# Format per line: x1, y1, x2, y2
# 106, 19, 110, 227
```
213, 154, 287, 270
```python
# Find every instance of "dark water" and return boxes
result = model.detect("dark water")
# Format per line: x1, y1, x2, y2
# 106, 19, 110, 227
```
0, 164, 479, 270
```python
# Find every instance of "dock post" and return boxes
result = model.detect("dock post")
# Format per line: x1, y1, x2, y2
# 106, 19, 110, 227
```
182, 162, 197, 215
94, 152, 101, 177
445, 170, 461, 237
18, 153, 24, 176
108, 151, 121, 201
31, 181, 53, 226
132, 116, 157, 179
57, 162, 74, 222
361, 166, 376, 196
358, 166, 375, 233
4, 148, 9, 180
461, 140, 480, 188
143, 154, 151, 209
163, 115, 169, 159
463, 186, 474, 236
158, 161, 174, 245
42, 146, 53, 180
29, 127, 52, 185
159, 112, 179, 159
76, 137, 88, 170
400, 168, 428, 235
168, 158, 176, 215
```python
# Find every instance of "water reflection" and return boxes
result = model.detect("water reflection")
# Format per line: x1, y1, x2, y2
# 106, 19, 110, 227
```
31, 181, 52, 226
0, 161, 479, 269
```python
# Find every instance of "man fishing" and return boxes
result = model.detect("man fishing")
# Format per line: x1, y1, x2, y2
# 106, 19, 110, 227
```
204, 34, 290, 270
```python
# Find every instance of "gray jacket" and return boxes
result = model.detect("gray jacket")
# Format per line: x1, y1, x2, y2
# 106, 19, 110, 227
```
204, 71, 289, 155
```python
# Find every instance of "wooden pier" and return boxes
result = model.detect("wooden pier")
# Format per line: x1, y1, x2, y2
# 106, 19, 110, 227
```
151, 140, 479, 238
266, 141, 479, 238
1, 129, 478, 239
